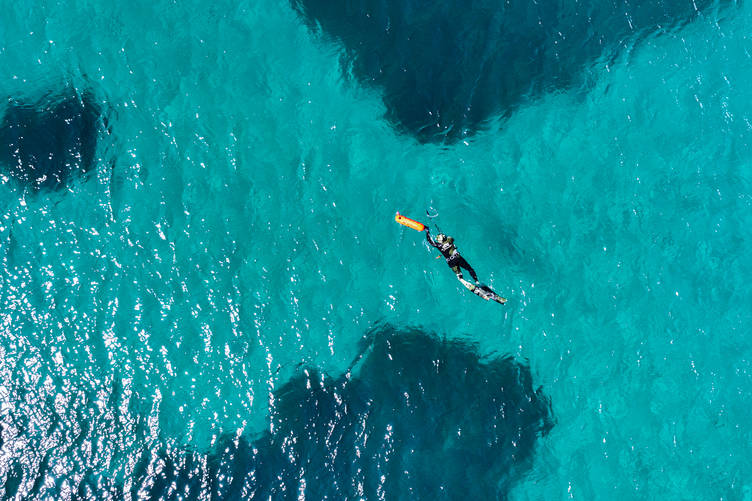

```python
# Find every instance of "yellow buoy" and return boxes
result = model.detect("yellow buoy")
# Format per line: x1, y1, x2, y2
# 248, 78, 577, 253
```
395, 212, 425, 232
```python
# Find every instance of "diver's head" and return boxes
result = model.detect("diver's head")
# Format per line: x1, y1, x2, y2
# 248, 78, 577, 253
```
436, 234, 454, 246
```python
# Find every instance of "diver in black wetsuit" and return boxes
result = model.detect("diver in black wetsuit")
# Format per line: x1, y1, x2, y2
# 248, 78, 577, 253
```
424, 227, 506, 304
425, 228, 479, 283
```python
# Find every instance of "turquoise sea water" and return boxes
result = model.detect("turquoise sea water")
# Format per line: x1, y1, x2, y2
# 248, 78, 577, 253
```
1, 0, 751, 498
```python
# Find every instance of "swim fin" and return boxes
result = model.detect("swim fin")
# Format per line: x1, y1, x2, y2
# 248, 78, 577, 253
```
479, 284, 507, 304
458, 278, 506, 304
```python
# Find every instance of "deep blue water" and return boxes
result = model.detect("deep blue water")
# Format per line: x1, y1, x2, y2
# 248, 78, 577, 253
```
1, 0, 751, 499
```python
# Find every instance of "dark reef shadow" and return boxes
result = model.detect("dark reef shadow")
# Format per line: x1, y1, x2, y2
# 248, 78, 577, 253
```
290, 0, 725, 143
0, 88, 108, 191
78, 326, 553, 500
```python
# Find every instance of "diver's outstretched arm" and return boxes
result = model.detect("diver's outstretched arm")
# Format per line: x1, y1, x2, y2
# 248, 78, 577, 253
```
425, 228, 439, 248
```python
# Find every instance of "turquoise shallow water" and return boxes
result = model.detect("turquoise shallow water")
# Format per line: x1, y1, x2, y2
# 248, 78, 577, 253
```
1, 0, 752, 498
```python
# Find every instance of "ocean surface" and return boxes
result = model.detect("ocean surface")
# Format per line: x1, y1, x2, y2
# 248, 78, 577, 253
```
1, 0, 751, 498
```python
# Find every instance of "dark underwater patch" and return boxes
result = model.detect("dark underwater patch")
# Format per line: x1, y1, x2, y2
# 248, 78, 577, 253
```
96, 326, 553, 500
291, 0, 719, 143
0, 89, 106, 190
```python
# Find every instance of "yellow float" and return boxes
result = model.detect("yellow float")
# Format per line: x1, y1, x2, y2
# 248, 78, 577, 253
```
395, 212, 425, 232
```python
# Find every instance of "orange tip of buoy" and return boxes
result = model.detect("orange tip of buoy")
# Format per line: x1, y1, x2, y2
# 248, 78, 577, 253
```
395, 212, 425, 232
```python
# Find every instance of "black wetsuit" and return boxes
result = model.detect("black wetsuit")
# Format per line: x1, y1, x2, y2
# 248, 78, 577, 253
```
426, 232, 479, 282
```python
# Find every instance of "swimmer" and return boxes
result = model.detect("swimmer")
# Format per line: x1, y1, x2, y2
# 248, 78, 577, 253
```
424, 227, 506, 304
425, 228, 479, 283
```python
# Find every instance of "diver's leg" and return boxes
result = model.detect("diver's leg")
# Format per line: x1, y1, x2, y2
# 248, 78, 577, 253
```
451, 265, 463, 280
456, 257, 479, 282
